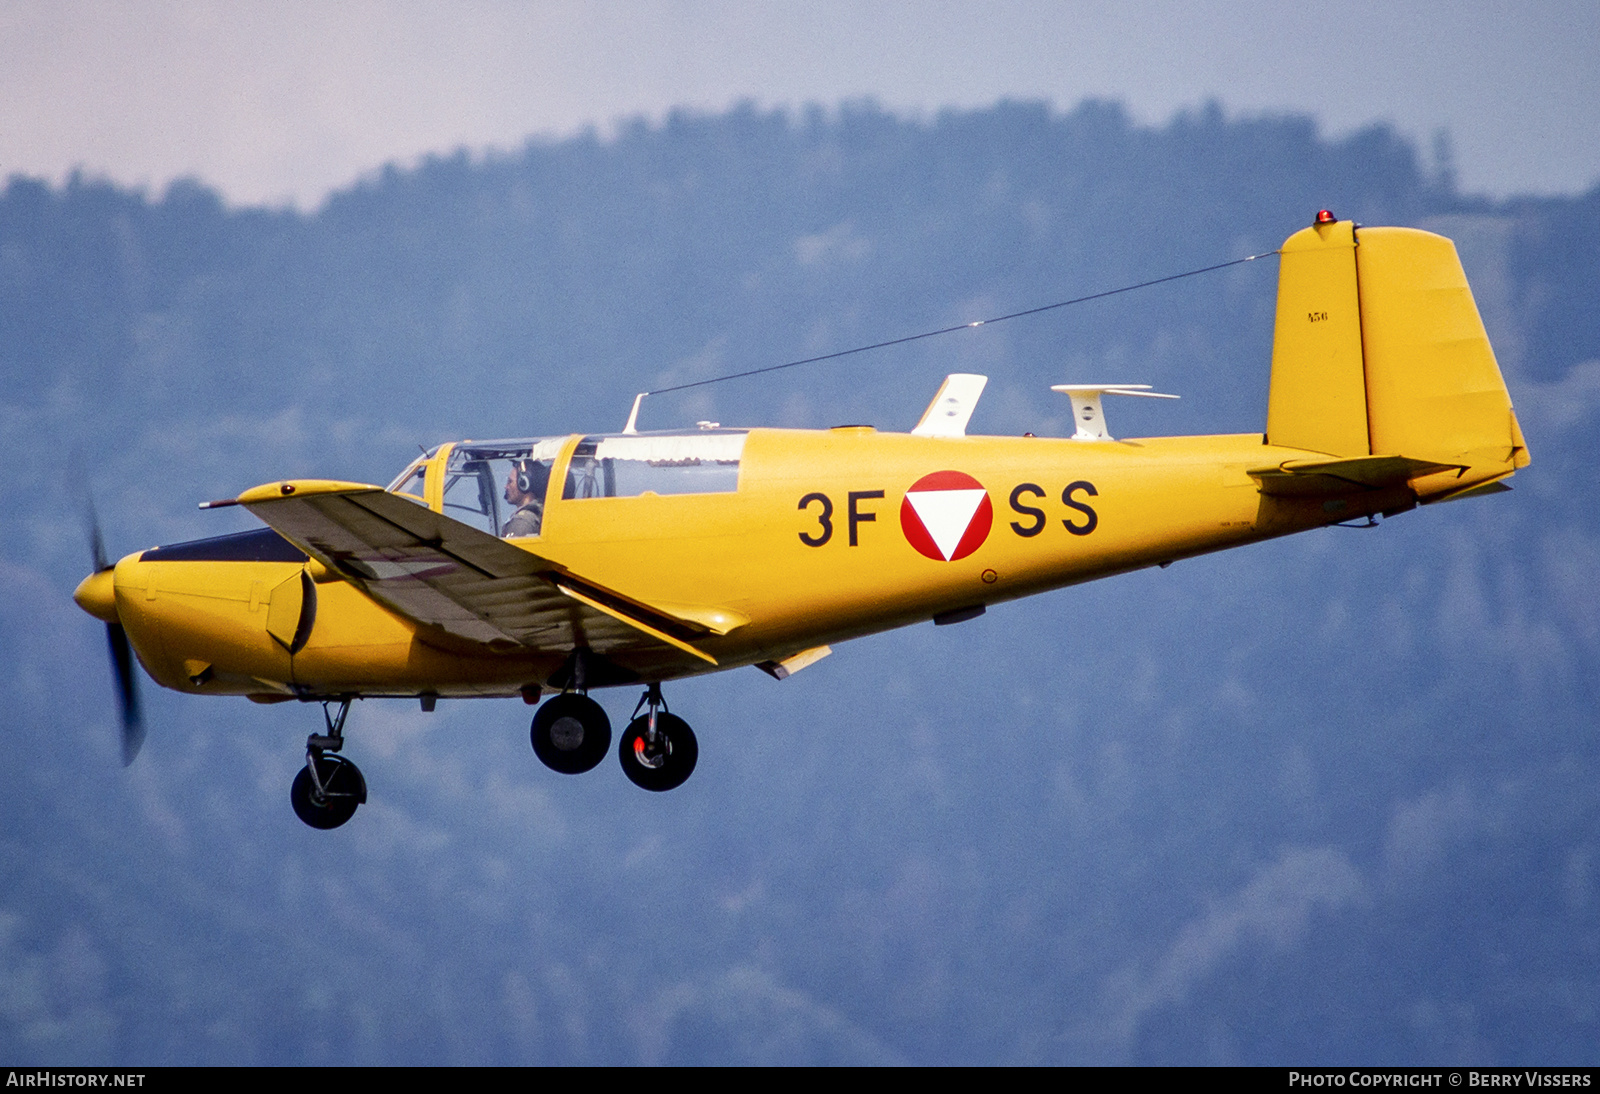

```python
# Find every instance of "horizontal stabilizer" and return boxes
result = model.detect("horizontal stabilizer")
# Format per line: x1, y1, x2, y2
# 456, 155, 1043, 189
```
1249, 455, 1460, 497
1426, 478, 1513, 505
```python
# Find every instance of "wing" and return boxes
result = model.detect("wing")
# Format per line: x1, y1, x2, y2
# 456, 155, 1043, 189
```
233, 479, 723, 666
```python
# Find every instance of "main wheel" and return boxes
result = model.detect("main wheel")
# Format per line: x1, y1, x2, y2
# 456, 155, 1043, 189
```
290, 754, 367, 829
618, 712, 698, 792
531, 693, 612, 774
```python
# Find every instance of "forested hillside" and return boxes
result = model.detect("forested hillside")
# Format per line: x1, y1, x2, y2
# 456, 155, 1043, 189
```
2, 101, 1597, 1064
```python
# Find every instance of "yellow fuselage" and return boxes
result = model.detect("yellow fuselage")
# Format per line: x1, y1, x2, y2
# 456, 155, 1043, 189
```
100, 426, 1444, 702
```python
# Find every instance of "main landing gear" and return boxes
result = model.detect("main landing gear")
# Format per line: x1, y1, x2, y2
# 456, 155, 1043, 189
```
290, 698, 367, 829
619, 683, 697, 792
529, 682, 698, 791
530, 692, 612, 773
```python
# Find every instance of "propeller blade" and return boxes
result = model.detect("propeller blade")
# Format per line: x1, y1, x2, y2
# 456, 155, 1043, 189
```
107, 622, 145, 765
85, 493, 110, 574
82, 483, 145, 764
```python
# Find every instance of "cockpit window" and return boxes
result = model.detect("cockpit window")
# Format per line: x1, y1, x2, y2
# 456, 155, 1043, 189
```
387, 432, 741, 537
563, 433, 745, 499
386, 445, 444, 503
387, 461, 429, 502
441, 437, 565, 537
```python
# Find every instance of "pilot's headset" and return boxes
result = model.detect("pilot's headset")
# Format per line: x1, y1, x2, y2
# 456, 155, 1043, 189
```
516, 459, 548, 496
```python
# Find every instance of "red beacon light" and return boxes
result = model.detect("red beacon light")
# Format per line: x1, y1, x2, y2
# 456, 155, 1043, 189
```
1315, 209, 1337, 225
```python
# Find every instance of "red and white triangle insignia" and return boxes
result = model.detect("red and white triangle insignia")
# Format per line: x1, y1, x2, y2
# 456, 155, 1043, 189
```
900, 471, 994, 561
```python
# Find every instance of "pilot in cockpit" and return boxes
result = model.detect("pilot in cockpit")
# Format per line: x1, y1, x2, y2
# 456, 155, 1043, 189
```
501, 459, 549, 537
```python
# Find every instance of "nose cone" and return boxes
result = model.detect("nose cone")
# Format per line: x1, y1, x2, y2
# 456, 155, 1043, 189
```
74, 568, 119, 623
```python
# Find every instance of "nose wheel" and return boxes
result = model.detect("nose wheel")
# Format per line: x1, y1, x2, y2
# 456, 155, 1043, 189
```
291, 753, 366, 829
619, 684, 697, 792
290, 698, 367, 829
530, 693, 612, 774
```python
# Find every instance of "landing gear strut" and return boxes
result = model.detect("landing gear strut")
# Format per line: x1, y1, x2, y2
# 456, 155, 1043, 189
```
619, 683, 697, 792
290, 698, 367, 829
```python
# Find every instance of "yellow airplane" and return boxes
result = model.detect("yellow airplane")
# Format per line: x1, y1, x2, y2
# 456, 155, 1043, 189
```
73, 213, 1528, 829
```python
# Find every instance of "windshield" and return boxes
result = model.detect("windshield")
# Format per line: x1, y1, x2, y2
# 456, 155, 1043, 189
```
385, 446, 440, 500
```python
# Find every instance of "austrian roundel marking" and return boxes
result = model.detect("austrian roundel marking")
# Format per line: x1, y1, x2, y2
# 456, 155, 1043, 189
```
900, 470, 994, 561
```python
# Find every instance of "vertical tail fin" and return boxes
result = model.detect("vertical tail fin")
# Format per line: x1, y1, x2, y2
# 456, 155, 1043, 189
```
1266, 218, 1371, 457
1265, 216, 1529, 493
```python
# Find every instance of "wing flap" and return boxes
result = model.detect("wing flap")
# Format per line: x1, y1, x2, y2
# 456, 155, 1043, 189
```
555, 583, 717, 665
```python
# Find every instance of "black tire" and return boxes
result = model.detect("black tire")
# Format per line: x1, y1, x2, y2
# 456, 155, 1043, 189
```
290, 754, 367, 830
618, 712, 698, 792
530, 693, 612, 774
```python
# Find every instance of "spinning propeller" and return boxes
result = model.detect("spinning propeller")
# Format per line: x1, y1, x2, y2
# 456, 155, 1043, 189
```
78, 504, 145, 765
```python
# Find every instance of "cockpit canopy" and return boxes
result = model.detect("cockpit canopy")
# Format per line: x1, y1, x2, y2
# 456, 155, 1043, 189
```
386, 431, 748, 538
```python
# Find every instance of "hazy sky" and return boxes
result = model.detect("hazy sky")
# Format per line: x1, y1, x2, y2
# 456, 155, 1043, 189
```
3, 0, 1597, 208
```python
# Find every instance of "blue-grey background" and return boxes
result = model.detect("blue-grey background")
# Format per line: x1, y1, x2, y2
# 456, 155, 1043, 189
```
6, 2, 1599, 203
2, 97, 1598, 1064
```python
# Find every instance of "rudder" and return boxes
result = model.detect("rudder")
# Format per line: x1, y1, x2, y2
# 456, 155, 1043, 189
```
1356, 226, 1527, 471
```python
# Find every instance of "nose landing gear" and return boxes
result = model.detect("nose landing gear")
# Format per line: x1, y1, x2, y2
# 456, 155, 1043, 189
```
290, 698, 367, 829
619, 683, 697, 792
